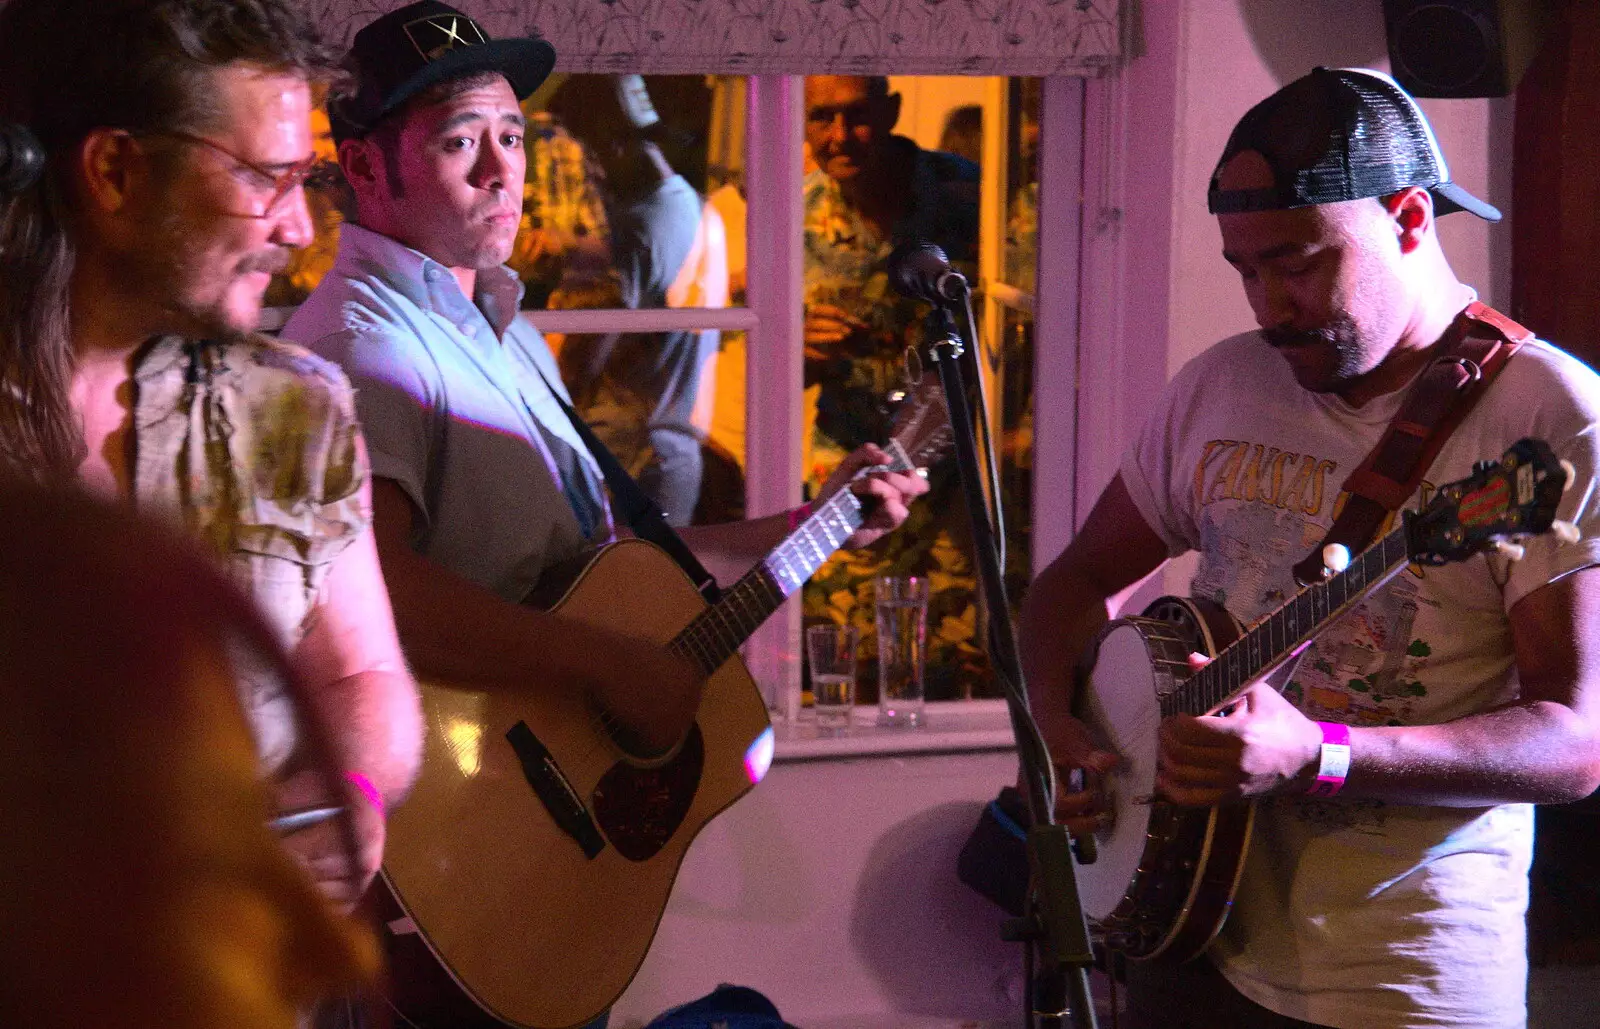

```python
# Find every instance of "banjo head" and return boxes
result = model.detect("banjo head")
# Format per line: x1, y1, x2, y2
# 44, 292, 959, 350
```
1073, 616, 1193, 921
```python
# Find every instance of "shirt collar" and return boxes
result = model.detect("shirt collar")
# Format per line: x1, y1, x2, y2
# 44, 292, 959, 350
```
335, 223, 527, 339
132, 335, 189, 383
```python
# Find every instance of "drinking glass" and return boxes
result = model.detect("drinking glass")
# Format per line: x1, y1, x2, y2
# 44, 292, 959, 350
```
875, 576, 929, 728
805, 624, 859, 735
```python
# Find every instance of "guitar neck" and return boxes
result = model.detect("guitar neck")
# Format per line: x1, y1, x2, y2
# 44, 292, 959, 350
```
668, 488, 867, 676
1176, 520, 1416, 717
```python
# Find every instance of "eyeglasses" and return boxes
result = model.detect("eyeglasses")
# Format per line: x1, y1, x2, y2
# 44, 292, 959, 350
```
141, 129, 319, 218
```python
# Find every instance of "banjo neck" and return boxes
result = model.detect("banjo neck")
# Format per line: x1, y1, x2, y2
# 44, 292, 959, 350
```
1173, 521, 1415, 718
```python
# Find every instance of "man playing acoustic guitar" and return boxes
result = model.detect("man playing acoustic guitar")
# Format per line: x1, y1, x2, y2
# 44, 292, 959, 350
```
285, 11, 925, 1022
285, 0, 925, 797
1019, 68, 1600, 1029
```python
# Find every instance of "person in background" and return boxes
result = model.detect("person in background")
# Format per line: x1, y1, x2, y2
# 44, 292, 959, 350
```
802, 74, 978, 464
937, 103, 984, 166
547, 73, 729, 525
800, 74, 983, 697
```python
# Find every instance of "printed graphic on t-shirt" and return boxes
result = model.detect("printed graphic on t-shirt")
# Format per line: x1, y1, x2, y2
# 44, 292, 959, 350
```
1191, 439, 1339, 519
1190, 438, 1445, 729
1269, 794, 1391, 836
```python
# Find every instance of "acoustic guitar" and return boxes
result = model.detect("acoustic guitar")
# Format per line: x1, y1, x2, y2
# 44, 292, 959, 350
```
1073, 438, 1575, 963
373, 373, 952, 1028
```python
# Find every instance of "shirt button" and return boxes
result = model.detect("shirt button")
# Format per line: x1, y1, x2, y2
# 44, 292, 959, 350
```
424, 267, 442, 282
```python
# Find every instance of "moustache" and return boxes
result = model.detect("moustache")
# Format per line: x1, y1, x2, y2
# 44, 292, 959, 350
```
1264, 326, 1337, 349
239, 251, 291, 277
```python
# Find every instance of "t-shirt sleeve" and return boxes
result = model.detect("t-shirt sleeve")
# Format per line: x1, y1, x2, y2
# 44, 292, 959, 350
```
309, 327, 439, 530
1500, 363, 1600, 609
1118, 359, 1206, 557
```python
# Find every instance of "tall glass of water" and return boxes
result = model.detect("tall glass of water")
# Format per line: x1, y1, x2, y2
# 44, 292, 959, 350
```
805, 624, 859, 735
875, 575, 929, 728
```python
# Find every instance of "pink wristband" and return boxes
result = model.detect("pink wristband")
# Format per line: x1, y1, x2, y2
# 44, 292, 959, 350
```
786, 502, 813, 532
343, 770, 385, 817
1306, 721, 1352, 797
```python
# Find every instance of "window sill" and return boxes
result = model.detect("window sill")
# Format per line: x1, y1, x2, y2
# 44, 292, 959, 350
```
772, 698, 1017, 763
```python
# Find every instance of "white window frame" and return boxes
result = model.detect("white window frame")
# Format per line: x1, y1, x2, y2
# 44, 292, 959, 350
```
522, 74, 1084, 724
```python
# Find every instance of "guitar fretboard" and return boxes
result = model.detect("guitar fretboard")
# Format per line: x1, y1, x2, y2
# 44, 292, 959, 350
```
667, 489, 867, 677
1174, 522, 1415, 717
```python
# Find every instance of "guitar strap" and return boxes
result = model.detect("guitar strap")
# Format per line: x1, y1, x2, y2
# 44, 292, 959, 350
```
530, 363, 722, 604
1291, 300, 1532, 586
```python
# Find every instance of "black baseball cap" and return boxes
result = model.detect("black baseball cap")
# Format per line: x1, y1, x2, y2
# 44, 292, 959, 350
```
329, 1, 555, 140
1207, 67, 1500, 222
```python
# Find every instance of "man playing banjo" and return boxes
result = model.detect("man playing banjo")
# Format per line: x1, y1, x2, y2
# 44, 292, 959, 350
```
1019, 68, 1600, 1029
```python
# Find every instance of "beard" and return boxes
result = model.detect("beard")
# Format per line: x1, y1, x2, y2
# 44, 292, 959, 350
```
129, 195, 288, 344
1262, 311, 1375, 394
461, 195, 520, 271
144, 244, 287, 344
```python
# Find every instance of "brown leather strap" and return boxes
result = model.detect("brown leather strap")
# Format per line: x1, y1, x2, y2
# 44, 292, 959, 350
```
1291, 301, 1531, 586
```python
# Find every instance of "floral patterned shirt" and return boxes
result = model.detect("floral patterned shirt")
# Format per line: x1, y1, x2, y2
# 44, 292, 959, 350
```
800, 138, 985, 696
133, 334, 370, 768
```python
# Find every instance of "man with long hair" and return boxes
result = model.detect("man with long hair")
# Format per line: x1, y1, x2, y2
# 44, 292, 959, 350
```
0, 0, 421, 906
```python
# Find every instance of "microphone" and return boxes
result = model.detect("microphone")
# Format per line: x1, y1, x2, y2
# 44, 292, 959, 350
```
0, 122, 45, 195
887, 242, 969, 303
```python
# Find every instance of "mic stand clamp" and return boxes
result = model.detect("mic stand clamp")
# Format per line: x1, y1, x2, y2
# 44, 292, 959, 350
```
919, 305, 1099, 1029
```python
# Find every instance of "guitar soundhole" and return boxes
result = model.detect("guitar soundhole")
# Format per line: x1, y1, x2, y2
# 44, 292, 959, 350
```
591, 725, 706, 862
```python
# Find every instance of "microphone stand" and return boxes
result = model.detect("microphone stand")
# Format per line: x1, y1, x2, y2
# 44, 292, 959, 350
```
917, 299, 1099, 1029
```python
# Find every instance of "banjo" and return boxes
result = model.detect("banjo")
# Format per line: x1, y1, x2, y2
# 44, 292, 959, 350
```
1073, 437, 1576, 963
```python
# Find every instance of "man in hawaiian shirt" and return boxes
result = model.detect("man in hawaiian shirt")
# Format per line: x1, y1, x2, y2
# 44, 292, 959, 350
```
801, 75, 983, 696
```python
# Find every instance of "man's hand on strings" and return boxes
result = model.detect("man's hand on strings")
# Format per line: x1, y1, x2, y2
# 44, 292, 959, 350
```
1026, 682, 1121, 835
1155, 653, 1322, 806
816, 443, 929, 549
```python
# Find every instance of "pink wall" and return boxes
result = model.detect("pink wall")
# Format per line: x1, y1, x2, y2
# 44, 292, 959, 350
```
611, 749, 1026, 1028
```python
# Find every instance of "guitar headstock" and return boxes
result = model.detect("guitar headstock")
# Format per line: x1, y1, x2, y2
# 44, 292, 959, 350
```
1408, 438, 1578, 565
882, 370, 953, 474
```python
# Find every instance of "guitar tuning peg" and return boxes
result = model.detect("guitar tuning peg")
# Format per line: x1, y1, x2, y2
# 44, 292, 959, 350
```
1321, 544, 1351, 577
1552, 520, 1582, 544
1560, 459, 1577, 487
1491, 540, 1526, 561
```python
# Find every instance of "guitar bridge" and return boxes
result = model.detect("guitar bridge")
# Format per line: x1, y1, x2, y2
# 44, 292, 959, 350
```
506, 721, 607, 859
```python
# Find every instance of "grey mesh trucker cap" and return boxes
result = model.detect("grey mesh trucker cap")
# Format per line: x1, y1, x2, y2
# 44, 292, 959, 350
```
1207, 67, 1500, 222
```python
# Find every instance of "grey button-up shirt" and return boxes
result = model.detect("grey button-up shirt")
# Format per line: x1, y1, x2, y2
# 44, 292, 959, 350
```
282, 224, 610, 604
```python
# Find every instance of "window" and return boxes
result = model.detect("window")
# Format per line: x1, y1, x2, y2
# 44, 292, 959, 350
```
270, 73, 1073, 714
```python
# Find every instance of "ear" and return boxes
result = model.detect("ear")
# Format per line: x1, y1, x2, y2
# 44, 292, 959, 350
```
1383, 186, 1433, 254
337, 137, 382, 196
76, 128, 146, 217
880, 92, 902, 133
